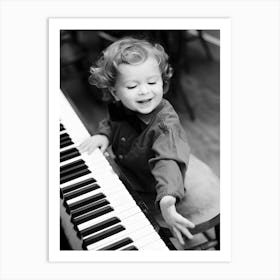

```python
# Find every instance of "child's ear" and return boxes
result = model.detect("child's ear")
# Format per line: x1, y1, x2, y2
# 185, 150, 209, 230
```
109, 88, 120, 101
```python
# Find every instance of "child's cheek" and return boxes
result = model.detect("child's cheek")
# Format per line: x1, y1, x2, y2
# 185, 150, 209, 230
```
155, 84, 164, 91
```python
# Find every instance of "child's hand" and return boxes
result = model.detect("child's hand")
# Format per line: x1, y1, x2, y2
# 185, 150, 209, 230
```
79, 135, 109, 155
160, 195, 195, 245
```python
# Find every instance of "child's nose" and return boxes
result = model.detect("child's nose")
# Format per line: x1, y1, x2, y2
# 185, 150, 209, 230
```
139, 84, 149, 95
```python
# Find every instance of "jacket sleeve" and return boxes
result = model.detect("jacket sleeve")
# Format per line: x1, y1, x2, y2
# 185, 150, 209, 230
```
149, 127, 190, 207
95, 118, 113, 143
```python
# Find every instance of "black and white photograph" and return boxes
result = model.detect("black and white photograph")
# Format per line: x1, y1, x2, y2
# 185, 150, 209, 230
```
49, 18, 231, 261
1, 0, 279, 279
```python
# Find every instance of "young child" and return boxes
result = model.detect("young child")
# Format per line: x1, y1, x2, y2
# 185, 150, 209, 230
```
79, 37, 219, 246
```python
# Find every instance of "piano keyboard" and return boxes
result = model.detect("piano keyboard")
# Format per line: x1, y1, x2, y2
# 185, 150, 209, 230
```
60, 92, 170, 251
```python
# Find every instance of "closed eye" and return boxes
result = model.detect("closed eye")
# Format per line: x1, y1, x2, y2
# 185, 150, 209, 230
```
148, 82, 156, 85
127, 85, 137, 89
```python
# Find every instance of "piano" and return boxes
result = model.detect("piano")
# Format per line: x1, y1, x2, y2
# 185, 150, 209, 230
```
60, 91, 175, 251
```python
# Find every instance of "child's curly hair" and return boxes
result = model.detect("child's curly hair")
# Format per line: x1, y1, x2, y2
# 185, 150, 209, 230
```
89, 37, 173, 99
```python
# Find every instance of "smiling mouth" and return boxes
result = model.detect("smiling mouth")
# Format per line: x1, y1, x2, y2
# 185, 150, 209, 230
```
137, 98, 153, 104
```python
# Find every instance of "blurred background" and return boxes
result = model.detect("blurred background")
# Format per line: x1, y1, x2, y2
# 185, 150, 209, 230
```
60, 30, 220, 176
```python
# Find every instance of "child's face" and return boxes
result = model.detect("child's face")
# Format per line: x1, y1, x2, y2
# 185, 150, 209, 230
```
112, 56, 163, 114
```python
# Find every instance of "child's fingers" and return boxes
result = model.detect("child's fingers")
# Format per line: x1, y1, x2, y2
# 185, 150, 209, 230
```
78, 140, 92, 151
78, 144, 87, 152
176, 214, 195, 228
176, 223, 193, 240
79, 140, 100, 154
172, 226, 185, 245
79, 137, 92, 146
79, 144, 92, 153
78, 145, 87, 153
87, 145, 98, 155
99, 144, 107, 154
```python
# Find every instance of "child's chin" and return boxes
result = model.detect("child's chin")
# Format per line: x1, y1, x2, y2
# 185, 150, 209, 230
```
136, 102, 156, 113
137, 107, 154, 114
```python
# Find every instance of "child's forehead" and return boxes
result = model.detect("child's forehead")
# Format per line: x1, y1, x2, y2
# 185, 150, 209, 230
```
117, 56, 161, 77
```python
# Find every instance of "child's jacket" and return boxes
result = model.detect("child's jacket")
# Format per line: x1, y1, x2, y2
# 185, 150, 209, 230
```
96, 98, 191, 206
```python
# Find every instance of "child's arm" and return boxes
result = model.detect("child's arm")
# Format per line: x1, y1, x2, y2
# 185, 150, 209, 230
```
79, 134, 109, 155
149, 125, 193, 244
160, 195, 195, 245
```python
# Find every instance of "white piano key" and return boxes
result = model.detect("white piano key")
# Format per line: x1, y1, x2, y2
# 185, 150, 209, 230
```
70, 188, 136, 216
60, 147, 108, 166
66, 182, 128, 203
89, 227, 150, 251
90, 223, 157, 251
88, 163, 117, 174
119, 231, 160, 251
83, 209, 151, 240
60, 172, 122, 197
86, 212, 152, 250
60, 142, 76, 152
84, 151, 109, 163
78, 203, 141, 231
129, 231, 166, 250
89, 169, 118, 181
91, 166, 115, 177
60, 173, 94, 190
140, 239, 169, 250
76, 179, 123, 196
62, 163, 115, 189
60, 107, 89, 142
66, 182, 124, 205
93, 177, 122, 188
98, 186, 137, 206
97, 174, 122, 184
60, 156, 110, 174
83, 154, 110, 166
98, 190, 137, 208
60, 168, 115, 189
60, 155, 84, 168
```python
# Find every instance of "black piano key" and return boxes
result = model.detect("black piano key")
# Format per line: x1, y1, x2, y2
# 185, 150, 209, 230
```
60, 133, 70, 141
63, 183, 100, 201
60, 147, 80, 162
61, 177, 96, 195
67, 192, 106, 212
73, 205, 114, 226
71, 198, 109, 220
122, 245, 138, 250
60, 138, 74, 149
60, 132, 71, 141
60, 159, 87, 175
60, 136, 71, 143
98, 237, 133, 250
60, 167, 90, 184
79, 216, 121, 238
60, 124, 65, 131
82, 224, 125, 249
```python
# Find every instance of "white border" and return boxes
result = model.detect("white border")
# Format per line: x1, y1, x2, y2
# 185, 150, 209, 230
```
49, 18, 231, 262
